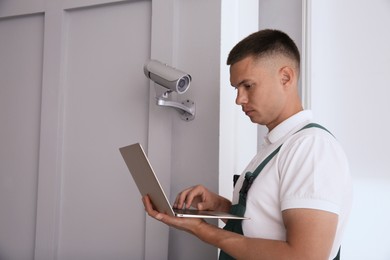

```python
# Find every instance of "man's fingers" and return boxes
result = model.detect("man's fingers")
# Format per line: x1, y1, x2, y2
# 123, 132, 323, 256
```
174, 186, 195, 209
142, 195, 152, 212
143, 195, 158, 216
143, 195, 184, 225
183, 185, 208, 209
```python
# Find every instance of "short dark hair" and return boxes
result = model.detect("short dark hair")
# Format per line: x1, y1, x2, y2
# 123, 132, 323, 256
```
227, 29, 300, 70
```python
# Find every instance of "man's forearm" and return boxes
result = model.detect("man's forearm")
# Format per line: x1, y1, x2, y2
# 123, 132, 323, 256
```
191, 209, 337, 260
192, 221, 292, 260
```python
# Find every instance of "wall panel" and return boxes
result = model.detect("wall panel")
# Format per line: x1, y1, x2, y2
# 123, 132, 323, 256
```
0, 14, 44, 260
57, 2, 151, 259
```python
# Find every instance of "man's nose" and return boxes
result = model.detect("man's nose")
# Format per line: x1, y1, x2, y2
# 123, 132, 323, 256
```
235, 88, 248, 105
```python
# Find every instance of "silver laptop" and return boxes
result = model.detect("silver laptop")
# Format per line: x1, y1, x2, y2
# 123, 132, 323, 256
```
119, 143, 248, 220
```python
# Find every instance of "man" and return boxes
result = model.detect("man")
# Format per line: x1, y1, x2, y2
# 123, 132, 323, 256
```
143, 29, 352, 260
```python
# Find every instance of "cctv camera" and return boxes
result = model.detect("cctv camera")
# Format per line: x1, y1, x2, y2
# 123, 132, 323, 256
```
144, 59, 191, 94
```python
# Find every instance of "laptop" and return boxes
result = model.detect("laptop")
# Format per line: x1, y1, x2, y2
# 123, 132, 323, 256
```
119, 143, 248, 220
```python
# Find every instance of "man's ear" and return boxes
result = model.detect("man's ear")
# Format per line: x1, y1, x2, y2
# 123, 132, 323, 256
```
280, 66, 294, 87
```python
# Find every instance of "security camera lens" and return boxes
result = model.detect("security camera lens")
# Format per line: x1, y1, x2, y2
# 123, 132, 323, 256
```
177, 76, 190, 93
178, 79, 186, 88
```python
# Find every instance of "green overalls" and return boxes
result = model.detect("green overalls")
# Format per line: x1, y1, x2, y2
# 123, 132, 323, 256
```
219, 123, 341, 260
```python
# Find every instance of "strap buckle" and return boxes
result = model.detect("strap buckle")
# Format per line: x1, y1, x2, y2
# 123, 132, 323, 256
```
240, 172, 255, 197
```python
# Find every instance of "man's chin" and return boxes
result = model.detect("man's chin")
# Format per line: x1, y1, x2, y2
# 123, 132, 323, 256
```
248, 116, 265, 125
248, 116, 259, 124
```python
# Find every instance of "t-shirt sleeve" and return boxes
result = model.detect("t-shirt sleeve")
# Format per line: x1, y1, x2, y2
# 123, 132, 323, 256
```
278, 131, 350, 215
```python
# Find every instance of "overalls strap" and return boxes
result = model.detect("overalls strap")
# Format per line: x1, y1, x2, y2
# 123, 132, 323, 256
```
219, 123, 340, 260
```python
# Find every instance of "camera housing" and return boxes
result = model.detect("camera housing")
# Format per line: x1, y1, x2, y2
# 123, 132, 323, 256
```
143, 59, 191, 94
143, 59, 195, 121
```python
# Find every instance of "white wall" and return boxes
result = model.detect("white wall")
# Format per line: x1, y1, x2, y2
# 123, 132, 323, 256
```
309, 1, 390, 259
168, 1, 222, 259
0, 13, 43, 260
259, 0, 302, 55
219, 0, 259, 216
257, 0, 303, 147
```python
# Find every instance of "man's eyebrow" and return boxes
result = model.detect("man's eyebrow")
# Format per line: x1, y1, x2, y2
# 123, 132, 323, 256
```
232, 79, 251, 88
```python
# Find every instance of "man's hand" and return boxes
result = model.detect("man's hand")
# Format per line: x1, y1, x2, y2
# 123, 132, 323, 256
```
173, 185, 231, 212
142, 194, 205, 234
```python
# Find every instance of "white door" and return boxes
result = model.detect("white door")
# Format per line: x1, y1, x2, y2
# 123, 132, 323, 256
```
0, 1, 173, 259
56, 3, 151, 259
0, 12, 44, 260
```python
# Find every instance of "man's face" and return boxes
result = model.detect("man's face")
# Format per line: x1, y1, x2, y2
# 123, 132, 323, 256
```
229, 56, 288, 130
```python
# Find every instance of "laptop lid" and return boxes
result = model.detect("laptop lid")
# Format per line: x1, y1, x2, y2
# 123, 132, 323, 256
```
119, 143, 248, 220
119, 143, 175, 216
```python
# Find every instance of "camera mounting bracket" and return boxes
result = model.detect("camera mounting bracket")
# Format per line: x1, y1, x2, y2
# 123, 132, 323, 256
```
155, 91, 195, 121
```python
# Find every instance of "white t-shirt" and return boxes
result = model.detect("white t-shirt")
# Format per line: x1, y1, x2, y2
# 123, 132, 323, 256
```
232, 110, 353, 259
